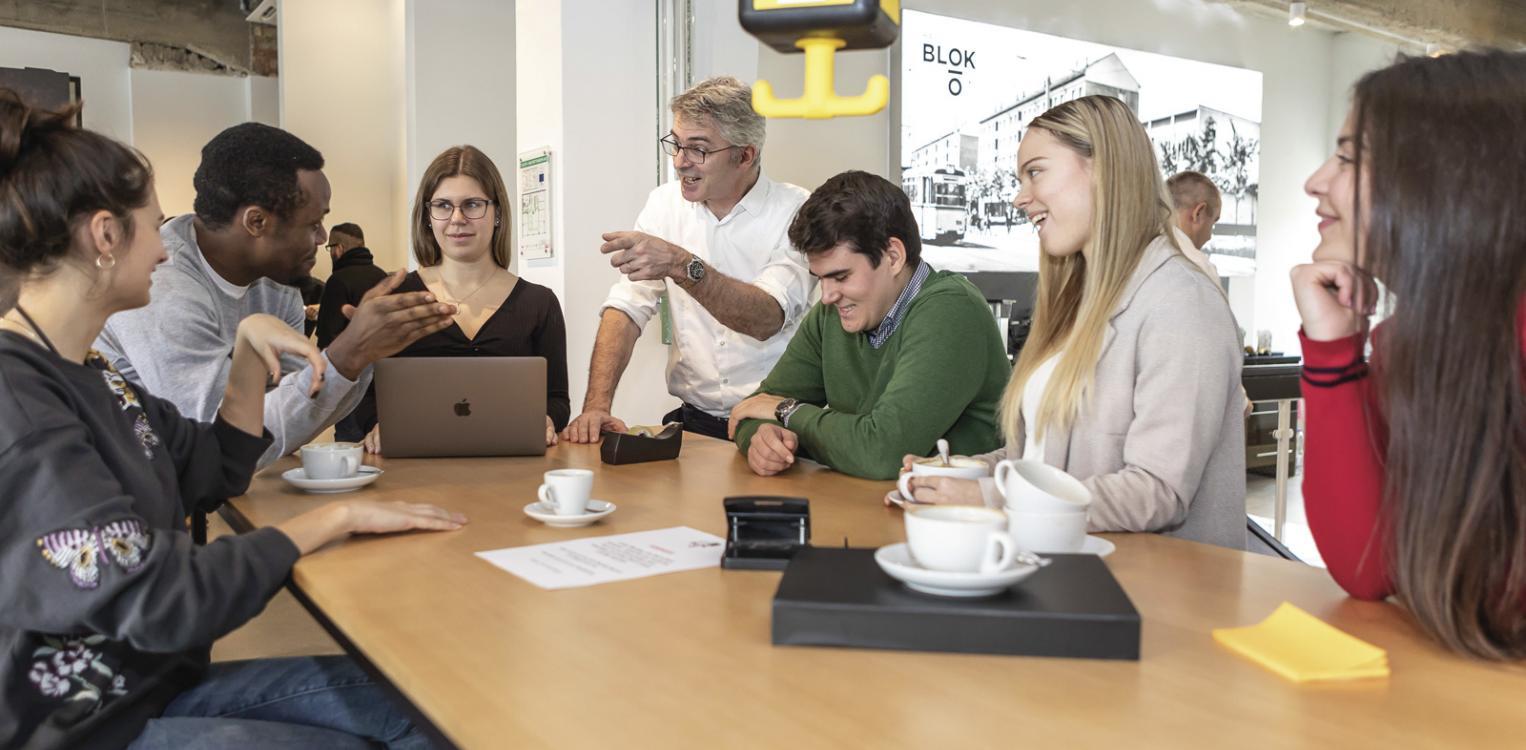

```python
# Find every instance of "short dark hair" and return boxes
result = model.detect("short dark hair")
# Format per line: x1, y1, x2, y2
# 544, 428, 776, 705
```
330, 222, 364, 242
787, 170, 920, 267
0, 89, 153, 312
192, 122, 324, 230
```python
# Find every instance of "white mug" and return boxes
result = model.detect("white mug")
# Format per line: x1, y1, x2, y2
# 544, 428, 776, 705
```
300, 442, 362, 480
538, 469, 593, 516
896, 456, 988, 504
904, 505, 1017, 574
993, 459, 1092, 513
1006, 509, 1089, 553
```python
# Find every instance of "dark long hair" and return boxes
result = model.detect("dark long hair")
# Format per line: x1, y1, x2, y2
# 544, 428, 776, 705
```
0, 89, 153, 312
1352, 50, 1526, 658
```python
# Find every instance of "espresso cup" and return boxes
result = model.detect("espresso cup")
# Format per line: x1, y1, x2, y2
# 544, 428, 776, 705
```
896, 456, 988, 503
300, 442, 362, 480
1006, 509, 1089, 553
903, 505, 1017, 574
993, 459, 1092, 513
538, 469, 594, 516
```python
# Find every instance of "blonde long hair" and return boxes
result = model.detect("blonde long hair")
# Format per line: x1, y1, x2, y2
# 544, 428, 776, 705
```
1000, 95, 1185, 443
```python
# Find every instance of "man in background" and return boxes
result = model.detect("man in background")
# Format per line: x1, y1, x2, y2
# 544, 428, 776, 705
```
1166, 171, 1222, 279
315, 221, 389, 442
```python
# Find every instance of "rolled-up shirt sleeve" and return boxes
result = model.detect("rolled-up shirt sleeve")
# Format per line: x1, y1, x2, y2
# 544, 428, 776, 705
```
599, 192, 668, 330
751, 239, 813, 329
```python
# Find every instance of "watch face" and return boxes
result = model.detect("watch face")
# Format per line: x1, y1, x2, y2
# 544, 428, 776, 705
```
688, 259, 705, 281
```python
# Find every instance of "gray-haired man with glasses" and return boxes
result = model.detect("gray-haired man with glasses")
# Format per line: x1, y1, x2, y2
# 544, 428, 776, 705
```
563, 76, 814, 443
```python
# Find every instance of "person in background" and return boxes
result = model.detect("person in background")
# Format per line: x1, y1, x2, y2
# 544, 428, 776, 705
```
0, 89, 461, 750
290, 271, 324, 338
315, 222, 387, 349
900, 95, 1247, 550
1292, 50, 1526, 659
93, 123, 456, 468
361, 145, 569, 451
1165, 170, 1222, 278
728, 170, 1008, 480
562, 76, 813, 443
316, 221, 389, 442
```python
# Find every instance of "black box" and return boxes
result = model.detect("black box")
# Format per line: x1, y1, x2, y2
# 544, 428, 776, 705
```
771, 547, 1140, 660
600, 425, 683, 465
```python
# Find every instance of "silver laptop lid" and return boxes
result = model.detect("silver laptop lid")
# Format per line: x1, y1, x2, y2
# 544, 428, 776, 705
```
374, 357, 547, 458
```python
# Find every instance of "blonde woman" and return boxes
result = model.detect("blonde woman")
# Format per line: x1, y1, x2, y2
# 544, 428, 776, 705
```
361, 145, 569, 451
901, 95, 1246, 550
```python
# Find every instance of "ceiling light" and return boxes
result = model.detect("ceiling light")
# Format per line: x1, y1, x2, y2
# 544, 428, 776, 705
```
1289, 2, 1307, 28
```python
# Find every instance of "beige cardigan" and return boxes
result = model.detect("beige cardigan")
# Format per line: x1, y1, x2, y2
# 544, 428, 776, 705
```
976, 234, 1247, 549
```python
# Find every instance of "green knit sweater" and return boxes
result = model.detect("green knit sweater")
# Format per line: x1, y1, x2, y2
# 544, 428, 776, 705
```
734, 269, 1010, 479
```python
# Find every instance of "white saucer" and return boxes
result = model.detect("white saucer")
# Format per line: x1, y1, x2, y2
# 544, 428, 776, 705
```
281, 466, 382, 494
1048, 535, 1116, 557
523, 500, 615, 528
1029, 535, 1116, 557
874, 543, 1041, 598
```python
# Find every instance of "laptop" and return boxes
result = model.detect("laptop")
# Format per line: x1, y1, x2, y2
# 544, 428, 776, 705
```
374, 357, 547, 458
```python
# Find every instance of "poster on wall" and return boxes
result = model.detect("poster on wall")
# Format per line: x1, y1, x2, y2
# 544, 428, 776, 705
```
899, 9, 1263, 276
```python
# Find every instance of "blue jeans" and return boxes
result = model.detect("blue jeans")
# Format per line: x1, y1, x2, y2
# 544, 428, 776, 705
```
128, 656, 432, 749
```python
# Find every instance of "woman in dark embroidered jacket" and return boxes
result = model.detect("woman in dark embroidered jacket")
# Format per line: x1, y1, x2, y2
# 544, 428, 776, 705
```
0, 90, 465, 748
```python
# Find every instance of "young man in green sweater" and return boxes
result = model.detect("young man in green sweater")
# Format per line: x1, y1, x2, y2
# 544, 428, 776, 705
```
727, 171, 1010, 480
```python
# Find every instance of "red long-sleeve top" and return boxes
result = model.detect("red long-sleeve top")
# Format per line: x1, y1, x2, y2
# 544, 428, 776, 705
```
1299, 305, 1526, 600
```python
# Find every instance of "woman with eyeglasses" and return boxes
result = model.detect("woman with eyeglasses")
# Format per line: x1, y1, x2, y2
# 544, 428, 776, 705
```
360, 145, 569, 452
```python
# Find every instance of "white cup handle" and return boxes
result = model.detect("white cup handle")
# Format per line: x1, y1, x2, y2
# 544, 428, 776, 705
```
979, 531, 1016, 575
993, 460, 1014, 504
538, 484, 555, 509
897, 472, 916, 503
343, 454, 360, 476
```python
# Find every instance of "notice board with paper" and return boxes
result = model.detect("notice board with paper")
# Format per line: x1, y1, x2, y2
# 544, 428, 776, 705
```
518, 147, 552, 260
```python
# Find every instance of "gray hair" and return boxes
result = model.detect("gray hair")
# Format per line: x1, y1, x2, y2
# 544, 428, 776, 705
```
671, 76, 766, 155
1165, 171, 1221, 213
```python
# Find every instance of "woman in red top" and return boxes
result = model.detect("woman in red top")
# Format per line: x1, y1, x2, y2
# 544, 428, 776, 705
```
1293, 50, 1526, 659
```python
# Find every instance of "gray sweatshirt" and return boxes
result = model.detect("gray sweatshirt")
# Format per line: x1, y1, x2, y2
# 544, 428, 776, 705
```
0, 333, 299, 749
95, 215, 371, 468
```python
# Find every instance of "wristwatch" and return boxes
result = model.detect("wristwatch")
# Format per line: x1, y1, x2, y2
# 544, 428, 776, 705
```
684, 255, 706, 285
775, 398, 802, 427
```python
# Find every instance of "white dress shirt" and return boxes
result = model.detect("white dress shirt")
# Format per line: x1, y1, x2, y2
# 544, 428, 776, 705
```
602, 172, 812, 417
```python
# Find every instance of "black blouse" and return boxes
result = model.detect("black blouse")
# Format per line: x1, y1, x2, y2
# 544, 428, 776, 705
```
389, 272, 571, 431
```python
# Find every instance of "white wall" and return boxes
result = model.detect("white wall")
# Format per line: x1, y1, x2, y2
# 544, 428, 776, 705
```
724, 0, 1398, 354
518, 0, 674, 425
405, 0, 517, 274
279, 0, 409, 279
0, 25, 132, 142
130, 69, 278, 218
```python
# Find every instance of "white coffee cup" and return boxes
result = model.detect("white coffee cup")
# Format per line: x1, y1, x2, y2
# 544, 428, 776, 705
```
538, 469, 594, 516
300, 442, 362, 480
1006, 509, 1089, 553
903, 505, 1017, 574
993, 459, 1092, 513
897, 456, 988, 503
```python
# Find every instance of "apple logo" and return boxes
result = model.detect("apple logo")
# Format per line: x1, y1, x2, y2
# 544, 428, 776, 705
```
454, 398, 472, 417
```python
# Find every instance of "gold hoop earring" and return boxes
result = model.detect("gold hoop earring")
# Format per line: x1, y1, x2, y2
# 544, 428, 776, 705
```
95, 253, 116, 270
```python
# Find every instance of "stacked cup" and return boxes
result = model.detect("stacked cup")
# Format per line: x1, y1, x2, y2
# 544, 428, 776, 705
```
993, 459, 1092, 553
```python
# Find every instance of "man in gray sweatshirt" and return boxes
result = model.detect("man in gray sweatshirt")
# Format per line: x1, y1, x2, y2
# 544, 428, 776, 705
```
96, 123, 456, 468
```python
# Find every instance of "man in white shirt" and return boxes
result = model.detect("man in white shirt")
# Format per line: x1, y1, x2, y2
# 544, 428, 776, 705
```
1166, 171, 1222, 278
563, 76, 813, 442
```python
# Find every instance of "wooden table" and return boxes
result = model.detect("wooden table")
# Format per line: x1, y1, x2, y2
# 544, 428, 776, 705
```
224, 436, 1526, 749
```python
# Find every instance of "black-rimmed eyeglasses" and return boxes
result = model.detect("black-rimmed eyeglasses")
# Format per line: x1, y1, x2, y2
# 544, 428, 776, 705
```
659, 134, 740, 164
428, 198, 494, 221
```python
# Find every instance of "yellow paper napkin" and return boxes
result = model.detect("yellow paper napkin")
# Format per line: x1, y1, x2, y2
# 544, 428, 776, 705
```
1213, 602, 1390, 683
